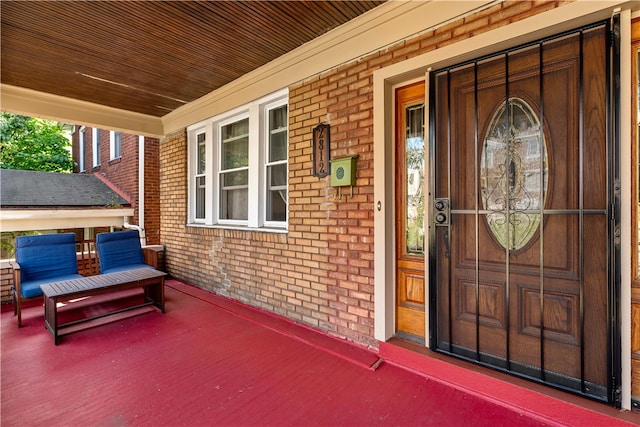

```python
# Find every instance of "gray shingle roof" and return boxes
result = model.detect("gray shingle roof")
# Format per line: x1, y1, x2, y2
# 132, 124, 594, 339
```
0, 169, 130, 208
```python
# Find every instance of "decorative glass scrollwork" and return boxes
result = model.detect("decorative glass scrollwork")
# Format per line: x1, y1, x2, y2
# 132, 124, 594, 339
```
480, 97, 548, 251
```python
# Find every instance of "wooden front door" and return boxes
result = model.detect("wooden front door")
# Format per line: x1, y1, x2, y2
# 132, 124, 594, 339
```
431, 24, 612, 401
395, 82, 426, 341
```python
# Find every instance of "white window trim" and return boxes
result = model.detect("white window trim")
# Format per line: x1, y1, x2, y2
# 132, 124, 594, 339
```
187, 88, 288, 231
262, 98, 289, 228
79, 126, 86, 172
187, 126, 210, 224
109, 130, 121, 160
92, 128, 100, 168
216, 111, 251, 227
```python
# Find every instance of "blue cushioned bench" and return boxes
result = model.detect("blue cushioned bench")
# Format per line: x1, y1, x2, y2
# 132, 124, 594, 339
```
96, 229, 159, 273
38, 229, 164, 344
12, 233, 83, 327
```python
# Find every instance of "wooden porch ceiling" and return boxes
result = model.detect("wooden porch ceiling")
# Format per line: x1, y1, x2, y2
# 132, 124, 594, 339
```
0, 1, 384, 118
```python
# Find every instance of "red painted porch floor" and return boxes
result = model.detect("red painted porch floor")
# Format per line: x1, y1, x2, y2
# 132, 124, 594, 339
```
1, 279, 638, 426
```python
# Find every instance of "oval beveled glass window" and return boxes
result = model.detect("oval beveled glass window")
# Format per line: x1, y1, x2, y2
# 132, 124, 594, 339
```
480, 97, 548, 251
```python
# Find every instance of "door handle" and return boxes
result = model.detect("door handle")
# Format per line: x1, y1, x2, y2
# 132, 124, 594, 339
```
443, 230, 450, 258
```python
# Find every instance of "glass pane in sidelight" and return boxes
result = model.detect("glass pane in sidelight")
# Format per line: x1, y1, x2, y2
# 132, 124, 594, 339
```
405, 103, 425, 255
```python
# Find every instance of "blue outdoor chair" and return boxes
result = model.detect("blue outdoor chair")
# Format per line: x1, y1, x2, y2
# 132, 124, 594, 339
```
95, 230, 158, 274
12, 233, 83, 327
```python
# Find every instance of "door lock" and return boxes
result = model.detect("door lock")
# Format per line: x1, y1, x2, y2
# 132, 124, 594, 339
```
434, 198, 449, 225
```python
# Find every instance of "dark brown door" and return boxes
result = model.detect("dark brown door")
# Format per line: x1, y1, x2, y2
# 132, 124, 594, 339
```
432, 25, 611, 401
395, 82, 426, 341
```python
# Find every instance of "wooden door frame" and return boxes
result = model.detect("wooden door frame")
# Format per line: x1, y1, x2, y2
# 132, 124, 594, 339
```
372, 3, 633, 409
394, 80, 428, 341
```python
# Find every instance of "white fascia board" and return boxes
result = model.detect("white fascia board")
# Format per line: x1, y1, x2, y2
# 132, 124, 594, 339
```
0, 84, 164, 137
0, 208, 134, 232
162, 1, 494, 134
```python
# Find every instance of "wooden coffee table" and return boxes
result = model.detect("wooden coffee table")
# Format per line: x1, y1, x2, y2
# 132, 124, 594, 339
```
40, 268, 166, 344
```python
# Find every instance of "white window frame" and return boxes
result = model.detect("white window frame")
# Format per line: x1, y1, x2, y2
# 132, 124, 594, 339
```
79, 126, 86, 172
217, 112, 251, 226
92, 128, 100, 168
187, 89, 288, 231
110, 131, 122, 160
187, 126, 210, 224
262, 99, 289, 227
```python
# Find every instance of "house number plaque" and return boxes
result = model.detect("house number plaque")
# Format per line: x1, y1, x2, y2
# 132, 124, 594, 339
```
312, 123, 330, 178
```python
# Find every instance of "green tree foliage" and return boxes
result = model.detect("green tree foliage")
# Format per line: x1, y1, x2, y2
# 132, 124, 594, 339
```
0, 113, 75, 172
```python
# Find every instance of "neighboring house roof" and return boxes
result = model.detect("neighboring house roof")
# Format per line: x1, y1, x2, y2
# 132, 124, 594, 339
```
0, 169, 129, 208
0, 169, 134, 232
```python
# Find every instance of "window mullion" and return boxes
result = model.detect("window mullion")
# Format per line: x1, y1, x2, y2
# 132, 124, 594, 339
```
248, 103, 261, 228
205, 124, 214, 225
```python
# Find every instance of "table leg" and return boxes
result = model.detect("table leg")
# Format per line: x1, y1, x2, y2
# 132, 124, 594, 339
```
43, 296, 59, 345
144, 278, 165, 313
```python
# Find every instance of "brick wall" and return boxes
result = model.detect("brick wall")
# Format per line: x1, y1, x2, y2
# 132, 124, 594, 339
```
143, 137, 161, 245
1, 261, 12, 304
100, 132, 139, 215
159, 1, 566, 348
72, 129, 161, 244
72, 128, 139, 209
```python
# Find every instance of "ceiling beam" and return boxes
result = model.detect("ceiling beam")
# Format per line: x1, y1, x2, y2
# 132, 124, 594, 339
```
1, 84, 164, 137
0, 208, 134, 232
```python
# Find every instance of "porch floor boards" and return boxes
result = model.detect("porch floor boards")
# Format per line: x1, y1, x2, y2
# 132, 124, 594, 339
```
1, 279, 637, 426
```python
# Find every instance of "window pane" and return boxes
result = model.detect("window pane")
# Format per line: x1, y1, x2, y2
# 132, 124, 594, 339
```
93, 129, 100, 167
267, 104, 287, 223
220, 168, 248, 220
405, 103, 425, 255
79, 130, 85, 171
114, 132, 122, 158
221, 170, 248, 188
222, 118, 249, 139
222, 119, 249, 170
266, 190, 287, 222
195, 176, 206, 219
220, 188, 248, 220
197, 133, 206, 174
269, 131, 287, 162
269, 105, 287, 130
269, 106, 287, 162
268, 164, 287, 187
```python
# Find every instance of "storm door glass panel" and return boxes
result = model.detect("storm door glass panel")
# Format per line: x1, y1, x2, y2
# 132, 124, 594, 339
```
266, 105, 288, 222
481, 98, 548, 250
220, 118, 249, 220
195, 133, 206, 220
405, 104, 425, 255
